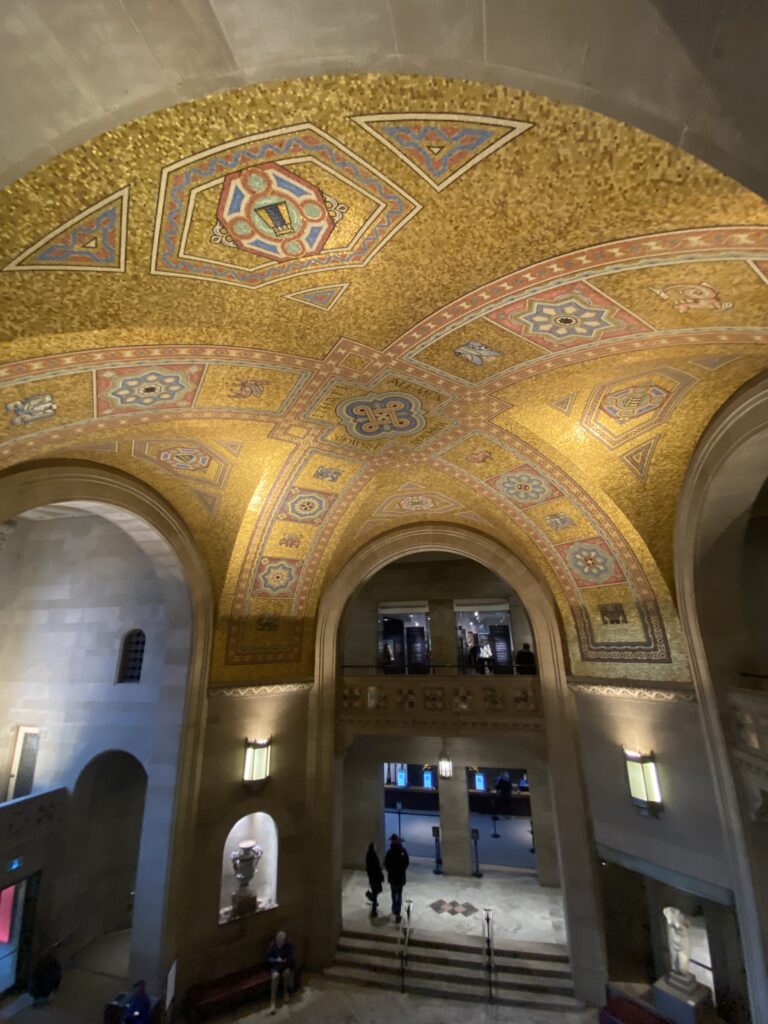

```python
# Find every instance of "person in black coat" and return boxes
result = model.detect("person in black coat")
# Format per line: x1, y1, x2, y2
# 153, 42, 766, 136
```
383, 833, 409, 923
514, 642, 536, 675
364, 841, 384, 917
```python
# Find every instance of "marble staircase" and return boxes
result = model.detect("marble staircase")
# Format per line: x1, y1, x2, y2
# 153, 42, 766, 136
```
325, 928, 584, 1012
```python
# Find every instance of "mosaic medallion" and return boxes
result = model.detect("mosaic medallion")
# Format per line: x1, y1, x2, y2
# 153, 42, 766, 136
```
601, 383, 670, 421
486, 281, 650, 352
159, 446, 211, 471
151, 125, 420, 291
558, 538, 625, 588
217, 162, 334, 262
581, 366, 697, 449
336, 392, 426, 439
96, 364, 204, 415
279, 488, 335, 525
131, 439, 234, 490
253, 557, 301, 599
497, 465, 560, 505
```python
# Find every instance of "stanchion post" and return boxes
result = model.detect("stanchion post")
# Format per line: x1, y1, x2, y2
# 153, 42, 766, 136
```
490, 814, 500, 838
432, 824, 443, 874
471, 827, 483, 878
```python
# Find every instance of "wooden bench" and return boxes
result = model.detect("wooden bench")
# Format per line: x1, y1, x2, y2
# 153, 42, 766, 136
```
181, 965, 301, 1023
600, 995, 671, 1024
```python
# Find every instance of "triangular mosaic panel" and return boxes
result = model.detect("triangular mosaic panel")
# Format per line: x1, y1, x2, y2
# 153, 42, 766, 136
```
351, 113, 533, 191
4, 187, 129, 273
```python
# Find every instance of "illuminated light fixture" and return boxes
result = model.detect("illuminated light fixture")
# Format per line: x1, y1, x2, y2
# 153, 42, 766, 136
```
243, 737, 271, 783
623, 748, 662, 815
438, 741, 453, 779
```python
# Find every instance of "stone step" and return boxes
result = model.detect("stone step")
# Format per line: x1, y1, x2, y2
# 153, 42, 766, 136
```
333, 951, 576, 994
340, 927, 570, 963
323, 964, 584, 1012
336, 937, 572, 979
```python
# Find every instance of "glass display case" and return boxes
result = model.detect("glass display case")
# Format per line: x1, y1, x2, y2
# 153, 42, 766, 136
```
377, 603, 431, 674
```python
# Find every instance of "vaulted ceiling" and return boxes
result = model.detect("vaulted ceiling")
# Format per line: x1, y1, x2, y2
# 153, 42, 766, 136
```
0, 72, 766, 683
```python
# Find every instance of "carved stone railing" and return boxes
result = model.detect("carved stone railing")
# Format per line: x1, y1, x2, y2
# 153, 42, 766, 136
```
0, 787, 67, 852
337, 674, 543, 733
728, 688, 768, 821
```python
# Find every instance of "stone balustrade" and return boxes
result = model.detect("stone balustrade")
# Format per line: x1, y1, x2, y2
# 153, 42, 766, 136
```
337, 674, 543, 735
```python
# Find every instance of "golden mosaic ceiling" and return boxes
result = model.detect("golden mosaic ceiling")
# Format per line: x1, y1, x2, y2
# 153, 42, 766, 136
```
0, 74, 766, 684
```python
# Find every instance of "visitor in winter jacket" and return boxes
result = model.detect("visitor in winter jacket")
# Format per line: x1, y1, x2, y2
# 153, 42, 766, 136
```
383, 833, 410, 923
364, 841, 384, 917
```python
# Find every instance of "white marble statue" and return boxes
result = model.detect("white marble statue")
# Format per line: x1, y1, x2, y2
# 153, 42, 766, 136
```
663, 906, 692, 978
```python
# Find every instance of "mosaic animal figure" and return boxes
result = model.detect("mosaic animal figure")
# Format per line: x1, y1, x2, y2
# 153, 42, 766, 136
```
650, 282, 732, 312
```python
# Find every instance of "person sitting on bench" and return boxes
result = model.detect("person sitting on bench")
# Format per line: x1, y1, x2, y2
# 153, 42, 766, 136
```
266, 930, 294, 1014
123, 979, 151, 1024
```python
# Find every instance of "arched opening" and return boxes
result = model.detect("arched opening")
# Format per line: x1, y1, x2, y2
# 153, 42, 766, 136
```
675, 372, 768, 1022
219, 813, 279, 925
0, 461, 212, 1007
67, 752, 148, 980
308, 523, 607, 1005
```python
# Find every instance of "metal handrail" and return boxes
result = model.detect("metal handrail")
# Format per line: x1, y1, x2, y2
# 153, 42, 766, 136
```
482, 907, 494, 1001
397, 899, 414, 993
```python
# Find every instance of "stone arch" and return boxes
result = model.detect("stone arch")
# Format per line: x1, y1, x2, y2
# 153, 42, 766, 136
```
309, 522, 607, 1004
0, 459, 213, 995
675, 370, 768, 1022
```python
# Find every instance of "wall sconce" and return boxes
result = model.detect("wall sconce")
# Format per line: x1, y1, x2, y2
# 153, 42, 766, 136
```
438, 741, 453, 779
243, 737, 271, 783
623, 748, 662, 815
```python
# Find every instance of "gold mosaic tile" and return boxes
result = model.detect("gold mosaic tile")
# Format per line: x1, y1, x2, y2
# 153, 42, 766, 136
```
0, 73, 766, 684
593, 260, 768, 331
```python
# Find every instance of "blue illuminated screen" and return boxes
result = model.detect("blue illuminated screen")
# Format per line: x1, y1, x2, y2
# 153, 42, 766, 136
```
396, 769, 407, 787
423, 770, 433, 788
475, 773, 486, 791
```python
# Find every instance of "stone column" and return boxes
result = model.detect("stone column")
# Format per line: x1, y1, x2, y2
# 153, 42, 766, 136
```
526, 764, 560, 888
429, 599, 458, 674
342, 743, 384, 869
439, 768, 473, 875
703, 899, 751, 1024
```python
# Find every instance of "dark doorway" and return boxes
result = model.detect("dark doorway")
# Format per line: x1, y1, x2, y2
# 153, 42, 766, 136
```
69, 752, 148, 957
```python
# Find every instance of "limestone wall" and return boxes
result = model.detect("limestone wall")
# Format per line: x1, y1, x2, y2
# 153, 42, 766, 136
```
574, 691, 730, 888
0, 510, 192, 988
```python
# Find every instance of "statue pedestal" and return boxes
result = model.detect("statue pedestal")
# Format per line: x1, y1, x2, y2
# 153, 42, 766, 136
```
231, 891, 258, 917
652, 974, 715, 1024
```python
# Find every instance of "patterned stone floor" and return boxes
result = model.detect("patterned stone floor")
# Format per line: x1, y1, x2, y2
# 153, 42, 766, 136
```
342, 861, 567, 949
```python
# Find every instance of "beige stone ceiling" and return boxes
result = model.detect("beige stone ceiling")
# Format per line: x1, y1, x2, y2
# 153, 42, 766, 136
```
1, 0, 766, 196
0, 71, 766, 685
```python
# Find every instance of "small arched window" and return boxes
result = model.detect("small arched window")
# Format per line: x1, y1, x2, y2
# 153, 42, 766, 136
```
117, 629, 146, 683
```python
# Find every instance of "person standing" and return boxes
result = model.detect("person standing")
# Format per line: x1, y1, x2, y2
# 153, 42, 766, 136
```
383, 833, 409, 923
495, 771, 513, 817
514, 642, 536, 675
365, 841, 384, 917
266, 930, 294, 1014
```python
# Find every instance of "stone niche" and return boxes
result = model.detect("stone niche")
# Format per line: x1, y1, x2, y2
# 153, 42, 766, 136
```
218, 812, 278, 925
